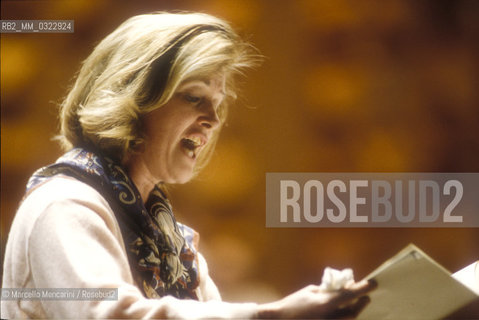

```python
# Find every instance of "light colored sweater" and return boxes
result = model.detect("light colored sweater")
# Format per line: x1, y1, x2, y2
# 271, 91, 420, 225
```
1, 176, 258, 319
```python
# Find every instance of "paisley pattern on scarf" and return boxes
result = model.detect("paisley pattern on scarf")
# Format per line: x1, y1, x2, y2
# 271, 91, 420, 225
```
26, 148, 200, 299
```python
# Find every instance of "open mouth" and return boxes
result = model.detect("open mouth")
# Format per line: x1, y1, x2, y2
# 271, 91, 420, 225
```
181, 136, 204, 159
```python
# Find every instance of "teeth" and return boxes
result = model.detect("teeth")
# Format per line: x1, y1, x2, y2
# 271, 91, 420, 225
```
185, 137, 202, 147
191, 137, 202, 147
182, 136, 204, 159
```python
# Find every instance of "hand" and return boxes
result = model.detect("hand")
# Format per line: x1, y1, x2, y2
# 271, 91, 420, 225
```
256, 279, 376, 319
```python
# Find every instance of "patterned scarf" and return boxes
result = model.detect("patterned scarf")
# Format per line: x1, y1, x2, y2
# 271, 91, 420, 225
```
26, 148, 200, 299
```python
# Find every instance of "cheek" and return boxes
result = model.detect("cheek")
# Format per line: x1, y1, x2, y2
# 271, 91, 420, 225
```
143, 108, 198, 152
145, 123, 184, 155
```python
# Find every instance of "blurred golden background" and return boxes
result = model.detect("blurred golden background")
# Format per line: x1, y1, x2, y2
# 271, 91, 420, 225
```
1, 0, 478, 302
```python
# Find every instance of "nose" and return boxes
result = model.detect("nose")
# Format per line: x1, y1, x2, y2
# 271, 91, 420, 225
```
198, 104, 220, 130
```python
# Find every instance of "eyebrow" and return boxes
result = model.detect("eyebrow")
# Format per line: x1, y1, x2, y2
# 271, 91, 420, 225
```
181, 79, 226, 96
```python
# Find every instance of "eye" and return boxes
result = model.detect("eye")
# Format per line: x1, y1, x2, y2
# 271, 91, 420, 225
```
184, 94, 202, 104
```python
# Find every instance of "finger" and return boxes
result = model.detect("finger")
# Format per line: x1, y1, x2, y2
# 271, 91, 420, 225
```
333, 295, 371, 319
346, 279, 377, 295
348, 295, 371, 318
305, 284, 322, 293
331, 279, 377, 304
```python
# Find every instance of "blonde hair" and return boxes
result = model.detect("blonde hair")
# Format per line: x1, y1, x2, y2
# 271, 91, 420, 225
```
58, 12, 257, 171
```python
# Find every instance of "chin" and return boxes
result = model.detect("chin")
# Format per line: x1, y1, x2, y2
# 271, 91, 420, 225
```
166, 171, 194, 185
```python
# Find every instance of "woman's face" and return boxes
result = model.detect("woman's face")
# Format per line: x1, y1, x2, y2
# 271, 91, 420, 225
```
138, 74, 225, 185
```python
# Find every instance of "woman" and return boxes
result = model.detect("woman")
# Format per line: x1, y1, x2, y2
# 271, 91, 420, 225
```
1, 12, 375, 318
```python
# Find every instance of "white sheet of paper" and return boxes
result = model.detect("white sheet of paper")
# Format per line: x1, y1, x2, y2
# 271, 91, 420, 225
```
358, 244, 479, 320
453, 261, 479, 295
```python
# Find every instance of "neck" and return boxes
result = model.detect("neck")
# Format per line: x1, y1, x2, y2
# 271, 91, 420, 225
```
124, 153, 157, 202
